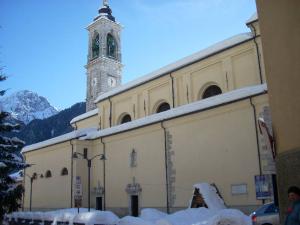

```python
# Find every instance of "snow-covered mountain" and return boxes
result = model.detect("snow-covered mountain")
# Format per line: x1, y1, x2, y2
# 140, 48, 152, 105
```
0, 90, 59, 124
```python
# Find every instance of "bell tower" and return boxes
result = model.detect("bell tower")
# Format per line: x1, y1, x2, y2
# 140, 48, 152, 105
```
86, 0, 122, 111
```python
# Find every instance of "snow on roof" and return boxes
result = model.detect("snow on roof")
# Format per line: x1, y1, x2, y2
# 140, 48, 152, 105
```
84, 84, 267, 140
70, 108, 99, 125
21, 128, 97, 153
95, 33, 253, 103
194, 183, 226, 211
246, 12, 258, 25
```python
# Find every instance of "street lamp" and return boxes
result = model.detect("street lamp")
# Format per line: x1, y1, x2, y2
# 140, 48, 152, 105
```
73, 149, 106, 212
25, 173, 38, 211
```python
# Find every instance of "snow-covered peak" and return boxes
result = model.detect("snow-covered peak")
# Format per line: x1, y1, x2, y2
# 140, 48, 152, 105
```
0, 90, 59, 124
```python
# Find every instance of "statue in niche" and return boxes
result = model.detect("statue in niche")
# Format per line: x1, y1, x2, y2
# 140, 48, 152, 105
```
92, 32, 100, 59
107, 33, 116, 59
130, 149, 137, 168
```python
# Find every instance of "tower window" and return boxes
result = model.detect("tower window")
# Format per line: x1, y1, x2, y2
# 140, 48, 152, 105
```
156, 102, 170, 113
107, 34, 117, 59
92, 32, 100, 59
120, 114, 132, 124
202, 85, 222, 99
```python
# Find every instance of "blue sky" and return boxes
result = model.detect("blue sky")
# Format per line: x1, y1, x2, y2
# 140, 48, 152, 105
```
0, 0, 256, 110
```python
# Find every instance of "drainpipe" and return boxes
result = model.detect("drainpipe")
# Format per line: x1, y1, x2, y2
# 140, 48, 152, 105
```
108, 97, 112, 127
70, 140, 74, 208
100, 138, 106, 211
22, 155, 26, 211
250, 23, 263, 84
169, 73, 175, 108
250, 98, 262, 175
250, 98, 265, 204
160, 122, 170, 214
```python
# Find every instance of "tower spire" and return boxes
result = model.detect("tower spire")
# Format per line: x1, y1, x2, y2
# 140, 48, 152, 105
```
103, 0, 108, 7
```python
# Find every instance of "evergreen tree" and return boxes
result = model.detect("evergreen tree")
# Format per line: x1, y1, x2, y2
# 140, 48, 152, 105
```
0, 67, 27, 220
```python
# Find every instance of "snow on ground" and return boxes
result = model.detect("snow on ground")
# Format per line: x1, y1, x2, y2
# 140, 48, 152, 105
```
4, 183, 251, 225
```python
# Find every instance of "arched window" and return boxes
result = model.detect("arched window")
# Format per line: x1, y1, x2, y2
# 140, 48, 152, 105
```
92, 32, 100, 59
202, 85, 222, 99
107, 34, 117, 59
120, 114, 132, 124
45, 170, 52, 178
61, 168, 68, 176
156, 102, 170, 113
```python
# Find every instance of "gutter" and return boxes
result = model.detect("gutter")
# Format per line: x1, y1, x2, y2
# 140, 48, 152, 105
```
100, 138, 106, 211
249, 23, 263, 84
70, 140, 74, 208
95, 38, 254, 103
108, 97, 112, 127
160, 122, 170, 214
249, 97, 264, 204
170, 73, 175, 108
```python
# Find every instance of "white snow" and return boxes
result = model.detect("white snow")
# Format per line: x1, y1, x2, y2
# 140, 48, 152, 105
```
193, 183, 226, 211
5, 207, 250, 225
70, 108, 99, 125
118, 216, 155, 225
140, 208, 168, 222
21, 127, 97, 153
73, 211, 119, 225
246, 13, 258, 25
4, 183, 251, 225
84, 84, 267, 140
95, 33, 253, 104
0, 90, 58, 124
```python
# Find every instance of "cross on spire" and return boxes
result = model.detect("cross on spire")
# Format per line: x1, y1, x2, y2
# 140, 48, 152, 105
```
103, 0, 108, 6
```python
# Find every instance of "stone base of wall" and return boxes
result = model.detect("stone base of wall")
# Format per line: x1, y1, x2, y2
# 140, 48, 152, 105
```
276, 148, 300, 223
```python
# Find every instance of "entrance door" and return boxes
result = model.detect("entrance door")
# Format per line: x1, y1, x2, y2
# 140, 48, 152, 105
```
131, 195, 139, 217
96, 197, 103, 211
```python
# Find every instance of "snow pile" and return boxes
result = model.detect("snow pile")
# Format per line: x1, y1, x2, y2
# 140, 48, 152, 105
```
194, 183, 226, 211
140, 208, 167, 222
73, 211, 119, 225
156, 208, 215, 225
4, 183, 250, 225
118, 216, 154, 225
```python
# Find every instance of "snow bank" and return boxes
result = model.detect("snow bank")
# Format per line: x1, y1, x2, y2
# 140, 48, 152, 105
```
73, 211, 119, 225
117, 216, 155, 225
194, 183, 226, 211
197, 209, 251, 225
140, 208, 167, 222
156, 208, 216, 225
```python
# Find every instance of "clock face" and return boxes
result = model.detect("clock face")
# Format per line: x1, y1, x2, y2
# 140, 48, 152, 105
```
108, 77, 117, 87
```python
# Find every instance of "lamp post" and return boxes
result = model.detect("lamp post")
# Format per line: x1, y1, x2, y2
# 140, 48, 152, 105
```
25, 173, 38, 211
73, 149, 106, 212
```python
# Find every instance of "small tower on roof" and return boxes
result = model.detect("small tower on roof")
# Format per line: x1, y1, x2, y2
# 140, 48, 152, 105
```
85, 0, 123, 111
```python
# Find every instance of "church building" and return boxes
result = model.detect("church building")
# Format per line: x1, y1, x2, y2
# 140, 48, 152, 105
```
22, 1, 276, 216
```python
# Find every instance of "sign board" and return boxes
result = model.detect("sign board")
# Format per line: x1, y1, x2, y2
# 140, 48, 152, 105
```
74, 176, 82, 199
231, 184, 247, 195
255, 174, 274, 200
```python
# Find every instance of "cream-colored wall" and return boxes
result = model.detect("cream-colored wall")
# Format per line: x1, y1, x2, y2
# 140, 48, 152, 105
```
72, 115, 99, 130
96, 39, 264, 129
23, 93, 269, 212
23, 142, 72, 210
103, 124, 167, 209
